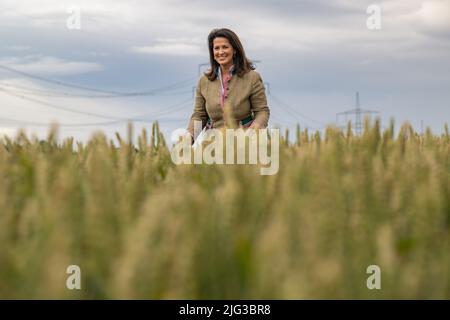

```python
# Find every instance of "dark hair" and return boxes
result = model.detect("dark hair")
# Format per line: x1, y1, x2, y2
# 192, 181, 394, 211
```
205, 28, 255, 81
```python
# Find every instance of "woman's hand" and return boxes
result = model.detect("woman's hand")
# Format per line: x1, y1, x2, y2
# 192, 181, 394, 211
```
249, 121, 262, 130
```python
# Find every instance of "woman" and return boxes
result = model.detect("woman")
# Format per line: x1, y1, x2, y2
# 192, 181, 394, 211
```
187, 28, 270, 143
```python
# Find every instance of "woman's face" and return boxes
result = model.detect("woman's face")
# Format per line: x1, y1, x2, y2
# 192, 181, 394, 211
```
213, 37, 235, 68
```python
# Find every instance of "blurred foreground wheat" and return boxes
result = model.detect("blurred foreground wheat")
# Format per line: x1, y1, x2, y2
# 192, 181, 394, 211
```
0, 120, 449, 299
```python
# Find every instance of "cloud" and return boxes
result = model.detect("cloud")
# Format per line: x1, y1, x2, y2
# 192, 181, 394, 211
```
0, 55, 103, 76
130, 38, 204, 56
2, 0, 448, 54
410, 0, 450, 37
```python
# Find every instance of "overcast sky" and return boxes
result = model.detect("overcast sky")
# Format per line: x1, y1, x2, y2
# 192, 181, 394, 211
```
1, 0, 449, 143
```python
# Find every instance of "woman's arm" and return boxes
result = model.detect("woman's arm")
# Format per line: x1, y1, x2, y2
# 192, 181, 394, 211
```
249, 71, 270, 129
187, 77, 208, 140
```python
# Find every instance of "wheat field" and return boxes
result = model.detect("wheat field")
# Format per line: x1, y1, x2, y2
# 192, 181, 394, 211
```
0, 119, 449, 299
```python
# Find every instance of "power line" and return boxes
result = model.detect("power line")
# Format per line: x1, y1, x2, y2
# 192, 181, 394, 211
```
0, 86, 193, 123
132, 98, 193, 120
0, 87, 124, 120
0, 63, 121, 94
0, 80, 194, 98
0, 98, 192, 127
0, 116, 186, 128
268, 99, 323, 130
268, 92, 326, 127
264, 81, 325, 130
0, 63, 196, 97
259, 80, 325, 130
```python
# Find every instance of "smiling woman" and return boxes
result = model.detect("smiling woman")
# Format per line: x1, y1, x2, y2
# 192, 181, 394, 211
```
186, 28, 270, 143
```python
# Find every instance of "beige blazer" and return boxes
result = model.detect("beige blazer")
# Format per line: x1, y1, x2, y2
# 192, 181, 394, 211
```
187, 69, 270, 136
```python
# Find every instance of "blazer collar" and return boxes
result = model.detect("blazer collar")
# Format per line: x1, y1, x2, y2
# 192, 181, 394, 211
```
215, 64, 236, 77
